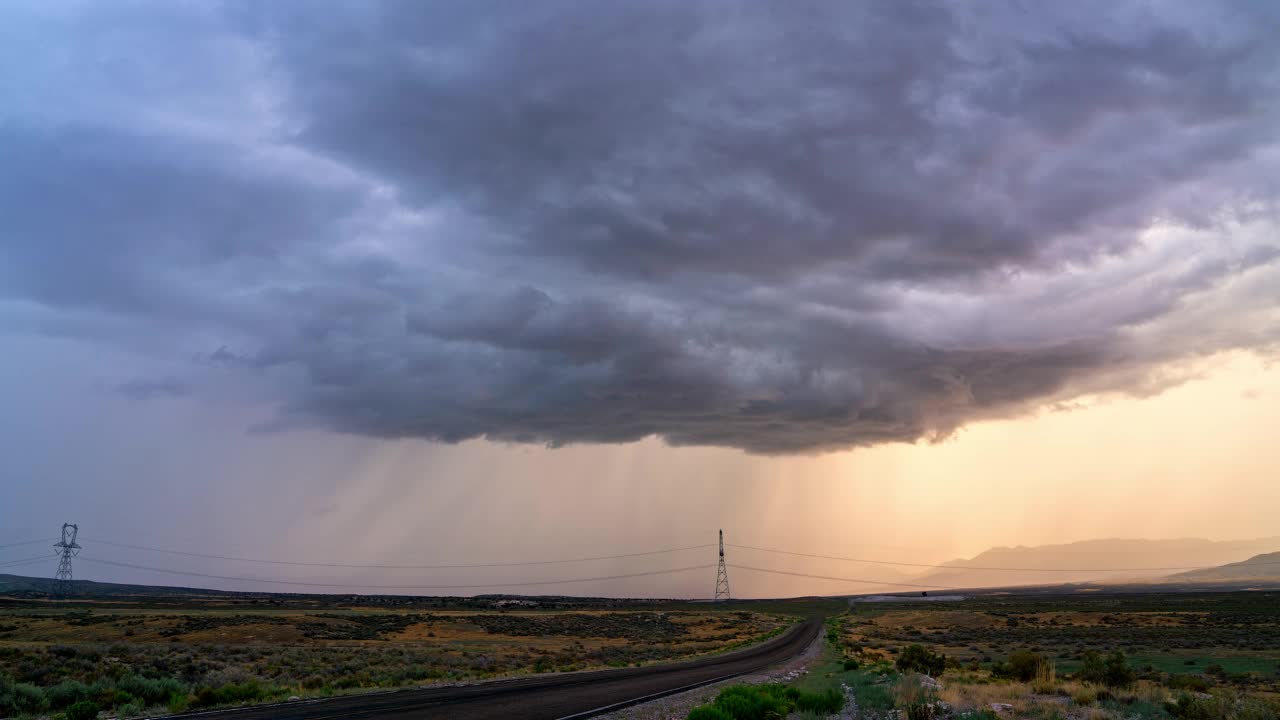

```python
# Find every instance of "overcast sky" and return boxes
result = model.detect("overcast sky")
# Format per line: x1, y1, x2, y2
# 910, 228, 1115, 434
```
2, 1, 1279, 598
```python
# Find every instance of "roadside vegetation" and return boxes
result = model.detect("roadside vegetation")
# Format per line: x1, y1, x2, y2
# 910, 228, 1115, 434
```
802, 592, 1280, 719
688, 594, 1280, 720
686, 683, 845, 720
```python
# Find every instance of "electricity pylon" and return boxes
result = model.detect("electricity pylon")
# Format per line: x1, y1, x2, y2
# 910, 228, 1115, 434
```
714, 529, 730, 601
53, 523, 80, 598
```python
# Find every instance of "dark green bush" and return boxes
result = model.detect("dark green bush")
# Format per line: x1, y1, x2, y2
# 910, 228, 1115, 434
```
117, 675, 186, 705
992, 650, 1048, 682
689, 683, 843, 720
713, 684, 791, 720
1077, 650, 1134, 688
843, 658, 860, 671
896, 645, 946, 676
192, 681, 269, 708
65, 700, 102, 720
794, 687, 843, 714
1164, 693, 1224, 720
0, 676, 47, 716
1166, 674, 1211, 693
46, 679, 92, 709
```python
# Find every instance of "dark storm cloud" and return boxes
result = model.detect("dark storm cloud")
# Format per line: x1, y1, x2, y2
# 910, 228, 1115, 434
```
2, 1, 1279, 453
255, 1, 1279, 281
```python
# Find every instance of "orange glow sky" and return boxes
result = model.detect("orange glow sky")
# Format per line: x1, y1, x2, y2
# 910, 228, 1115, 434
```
247, 351, 1280, 598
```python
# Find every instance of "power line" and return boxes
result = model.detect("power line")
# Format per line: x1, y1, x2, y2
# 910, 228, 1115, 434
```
0, 538, 56, 550
66, 536, 1280, 579
727, 543, 1280, 573
731, 565, 949, 589
0, 560, 52, 573
89, 538, 716, 570
0, 555, 52, 568
81, 557, 714, 590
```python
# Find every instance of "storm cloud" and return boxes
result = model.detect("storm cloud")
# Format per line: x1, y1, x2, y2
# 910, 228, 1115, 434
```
2, 1, 1279, 452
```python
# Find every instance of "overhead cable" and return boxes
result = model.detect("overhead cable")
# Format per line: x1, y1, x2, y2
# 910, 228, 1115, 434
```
81, 557, 714, 590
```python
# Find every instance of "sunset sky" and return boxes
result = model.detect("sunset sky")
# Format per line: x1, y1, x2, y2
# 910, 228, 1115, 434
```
2, 1, 1279, 598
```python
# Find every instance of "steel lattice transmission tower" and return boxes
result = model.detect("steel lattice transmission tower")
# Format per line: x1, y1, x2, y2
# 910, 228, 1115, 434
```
714, 529, 730, 601
52, 523, 81, 598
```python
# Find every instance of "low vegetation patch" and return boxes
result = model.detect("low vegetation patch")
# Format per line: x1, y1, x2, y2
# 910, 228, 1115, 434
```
685, 683, 843, 720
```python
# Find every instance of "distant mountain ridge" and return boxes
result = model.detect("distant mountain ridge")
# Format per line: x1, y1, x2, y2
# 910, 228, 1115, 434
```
914, 537, 1280, 591
1167, 551, 1280, 582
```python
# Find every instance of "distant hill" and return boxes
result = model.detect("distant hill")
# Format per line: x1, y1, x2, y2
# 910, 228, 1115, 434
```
1166, 552, 1280, 583
0, 573, 720, 608
0, 573, 241, 597
913, 537, 1280, 591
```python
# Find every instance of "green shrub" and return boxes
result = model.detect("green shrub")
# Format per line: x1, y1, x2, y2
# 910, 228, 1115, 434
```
0, 678, 47, 715
694, 683, 841, 720
713, 684, 792, 720
846, 671, 895, 710
842, 658, 860, 671
1163, 691, 1280, 720
65, 700, 102, 720
794, 687, 843, 714
192, 681, 269, 708
1165, 693, 1223, 720
992, 650, 1048, 682
896, 645, 946, 676
687, 705, 734, 720
1077, 650, 1134, 688
1167, 673, 1210, 693
89, 681, 134, 709
116, 675, 186, 706
47, 679, 92, 709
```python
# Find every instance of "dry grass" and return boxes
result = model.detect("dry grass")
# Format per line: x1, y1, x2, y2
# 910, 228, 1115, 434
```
1030, 658, 1059, 695
892, 674, 935, 707
938, 680, 1030, 709
1110, 680, 1174, 707
1071, 684, 1098, 705
938, 677, 1183, 719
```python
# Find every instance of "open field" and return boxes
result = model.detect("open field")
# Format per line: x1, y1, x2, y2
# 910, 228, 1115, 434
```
840, 591, 1280, 680
0, 592, 803, 718
812, 590, 1280, 719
